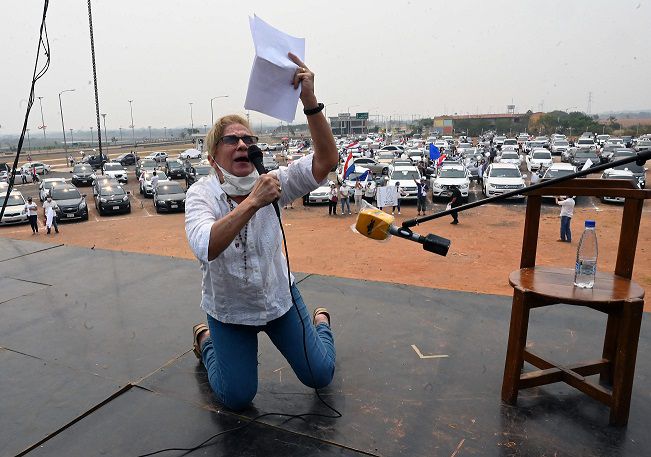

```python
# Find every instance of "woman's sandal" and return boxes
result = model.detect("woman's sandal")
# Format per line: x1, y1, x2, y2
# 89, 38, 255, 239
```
192, 323, 209, 359
312, 307, 331, 327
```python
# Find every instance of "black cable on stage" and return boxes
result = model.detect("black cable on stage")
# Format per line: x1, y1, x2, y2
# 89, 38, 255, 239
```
139, 195, 341, 457
0, 0, 51, 221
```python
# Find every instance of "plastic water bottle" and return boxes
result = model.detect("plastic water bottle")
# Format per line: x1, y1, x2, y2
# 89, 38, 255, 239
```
574, 220, 598, 288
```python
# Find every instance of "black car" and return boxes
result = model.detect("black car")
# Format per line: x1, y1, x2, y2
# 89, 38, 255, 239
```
94, 184, 131, 215
114, 152, 139, 166
186, 165, 214, 187
611, 162, 647, 188
571, 150, 600, 169
153, 181, 186, 213
71, 164, 95, 186
50, 184, 89, 221
92, 176, 120, 197
136, 158, 158, 178
84, 153, 108, 170
165, 159, 186, 179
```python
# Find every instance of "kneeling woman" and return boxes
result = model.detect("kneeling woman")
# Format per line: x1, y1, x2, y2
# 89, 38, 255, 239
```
185, 54, 338, 410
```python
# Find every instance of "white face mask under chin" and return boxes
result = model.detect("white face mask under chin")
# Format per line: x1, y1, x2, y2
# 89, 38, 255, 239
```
216, 164, 259, 196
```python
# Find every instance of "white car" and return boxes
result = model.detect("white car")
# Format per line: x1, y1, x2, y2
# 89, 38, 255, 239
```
596, 134, 610, 146
576, 137, 596, 149
483, 163, 526, 199
179, 148, 202, 159
308, 181, 334, 204
39, 178, 67, 202
604, 138, 624, 148
386, 166, 421, 200
600, 169, 638, 203
21, 161, 51, 175
526, 149, 553, 172
140, 170, 168, 197
102, 162, 128, 183
145, 151, 169, 162
258, 143, 269, 151
375, 151, 395, 165
0, 190, 28, 225
497, 150, 522, 166
550, 139, 570, 156
539, 163, 577, 200
430, 164, 470, 201
503, 138, 518, 148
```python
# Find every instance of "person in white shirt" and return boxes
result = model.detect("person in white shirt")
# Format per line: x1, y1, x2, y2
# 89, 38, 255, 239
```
555, 196, 575, 242
339, 182, 351, 215
42, 196, 59, 234
185, 53, 338, 411
392, 181, 407, 215
25, 196, 39, 234
151, 171, 159, 193
353, 180, 364, 213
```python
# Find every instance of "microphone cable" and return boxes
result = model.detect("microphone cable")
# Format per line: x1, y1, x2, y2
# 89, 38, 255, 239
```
140, 181, 341, 457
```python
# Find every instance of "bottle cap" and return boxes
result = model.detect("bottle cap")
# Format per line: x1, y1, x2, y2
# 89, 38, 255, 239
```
585, 220, 596, 228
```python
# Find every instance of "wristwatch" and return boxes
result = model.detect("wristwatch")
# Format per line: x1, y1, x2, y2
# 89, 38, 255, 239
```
303, 103, 324, 116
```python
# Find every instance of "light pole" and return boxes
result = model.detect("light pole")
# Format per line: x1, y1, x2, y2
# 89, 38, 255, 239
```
58, 89, 75, 155
189, 102, 194, 132
119, 127, 123, 142
204, 124, 207, 134
37, 96, 47, 145
101, 113, 108, 147
128, 100, 135, 146
26, 129, 32, 151
148, 126, 152, 141
164, 127, 167, 138
69, 129, 74, 146
347, 105, 359, 136
90, 126, 94, 148
324, 102, 338, 123
210, 95, 228, 126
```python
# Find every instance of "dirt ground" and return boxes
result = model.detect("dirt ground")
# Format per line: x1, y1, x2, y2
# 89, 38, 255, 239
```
2, 194, 650, 312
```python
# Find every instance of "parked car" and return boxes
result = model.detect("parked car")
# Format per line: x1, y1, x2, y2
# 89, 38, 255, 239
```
262, 155, 279, 171
600, 170, 639, 203
84, 153, 108, 169
140, 170, 168, 197
539, 163, 577, 200
386, 166, 421, 200
144, 151, 168, 163
49, 184, 88, 221
497, 150, 522, 166
102, 162, 128, 183
525, 149, 553, 172
179, 148, 202, 160
609, 162, 647, 188
258, 143, 270, 151
571, 149, 600, 169
351, 157, 388, 175
21, 161, 51, 175
430, 164, 470, 201
308, 182, 333, 204
92, 176, 120, 197
70, 164, 96, 186
636, 139, 651, 152
0, 190, 28, 225
94, 184, 131, 215
576, 137, 596, 150
186, 165, 214, 187
153, 180, 186, 213
136, 158, 159, 178
39, 178, 67, 201
114, 152, 138, 166
165, 159, 186, 179
550, 139, 570, 156
483, 163, 526, 199
375, 151, 395, 166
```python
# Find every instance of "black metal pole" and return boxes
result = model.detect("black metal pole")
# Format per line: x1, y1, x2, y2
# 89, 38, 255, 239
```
402, 150, 651, 228
87, 0, 103, 160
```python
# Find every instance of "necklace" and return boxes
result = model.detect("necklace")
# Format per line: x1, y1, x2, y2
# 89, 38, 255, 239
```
226, 197, 249, 279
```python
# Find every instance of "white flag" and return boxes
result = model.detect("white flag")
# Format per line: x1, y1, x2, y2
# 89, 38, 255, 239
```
581, 158, 593, 171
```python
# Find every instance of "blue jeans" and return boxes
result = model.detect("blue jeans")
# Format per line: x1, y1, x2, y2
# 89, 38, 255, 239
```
560, 216, 572, 242
340, 196, 350, 213
200, 284, 336, 411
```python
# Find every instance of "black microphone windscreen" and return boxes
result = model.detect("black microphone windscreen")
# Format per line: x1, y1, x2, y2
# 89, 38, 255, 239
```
247, 144, 263, 162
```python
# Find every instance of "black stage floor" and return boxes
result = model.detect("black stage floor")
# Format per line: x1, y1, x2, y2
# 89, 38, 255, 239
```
1, 238, 649, 457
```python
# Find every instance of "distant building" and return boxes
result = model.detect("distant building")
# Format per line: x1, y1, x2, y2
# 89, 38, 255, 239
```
329, 113, 368, 136
432, 112, 534, 136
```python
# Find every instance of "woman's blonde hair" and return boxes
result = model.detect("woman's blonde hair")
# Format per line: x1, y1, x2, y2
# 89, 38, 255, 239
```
205, 115, 252, 158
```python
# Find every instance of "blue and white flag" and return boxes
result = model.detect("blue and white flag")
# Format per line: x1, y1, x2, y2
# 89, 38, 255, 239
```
429, 144, 441, 161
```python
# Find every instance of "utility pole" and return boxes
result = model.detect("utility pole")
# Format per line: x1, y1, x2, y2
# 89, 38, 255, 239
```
128, 100, 135, 146
164, 127, 167, 138
587, 92, 593, 115
26, 129, 32, 151
87, 0, 103, 158
90, 126, 94, 148
101, 113, 108, 146
119, 127, 123, 142
189, 102, 194, 132
69, 129, 74, 145
148, 126, 152, 141
58, 89, 75, 155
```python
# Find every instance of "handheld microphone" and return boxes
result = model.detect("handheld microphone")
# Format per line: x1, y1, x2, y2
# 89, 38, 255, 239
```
247, 144, 281, 218
355, 207, 450, 256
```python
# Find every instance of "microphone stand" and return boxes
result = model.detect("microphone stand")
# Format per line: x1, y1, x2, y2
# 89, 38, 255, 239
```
402, 150, 651, 229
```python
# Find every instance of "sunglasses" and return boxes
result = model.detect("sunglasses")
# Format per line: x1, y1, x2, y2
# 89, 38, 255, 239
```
218, 135, 259, 146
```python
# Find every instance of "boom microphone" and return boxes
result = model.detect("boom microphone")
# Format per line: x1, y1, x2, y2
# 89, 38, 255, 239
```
247, 144, 281, 218
355, 207, 450, 256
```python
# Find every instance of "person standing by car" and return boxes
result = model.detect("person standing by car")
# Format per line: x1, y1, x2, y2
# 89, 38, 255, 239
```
449, 186, 462, 225
25, 197, 39, 234
42, 195, 59, 234
31, 166, 39, 184
339, 181, 351, 215
555, 196, 575, 242
415, 177, 428, 216
151, 170, 160, 193
392, 181, 406, 215
328, 183, 338, 215
363, 181, 375, 204
20, 167, 28, 184
353, 180, 364, 213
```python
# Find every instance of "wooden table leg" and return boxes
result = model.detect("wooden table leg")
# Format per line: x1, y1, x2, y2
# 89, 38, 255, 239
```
501, 290, 531, 404
610, 300, 644, 426
600, 311, 620, 386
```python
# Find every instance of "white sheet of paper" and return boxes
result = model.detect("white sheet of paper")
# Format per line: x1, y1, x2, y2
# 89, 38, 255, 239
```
244, 15, 305, 123
376, 186, 398, 208
581, 158, 593, 171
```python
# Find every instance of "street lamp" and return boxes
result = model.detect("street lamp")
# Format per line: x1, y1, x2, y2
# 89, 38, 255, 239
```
90, 126, 94, 148
148, 126, 152, 141
164, 127, 167, 138
26, 129, 32, 151
101, 113, 108, 147
210, 95, 229, 126
69, 129, 74, 146
324, 102, 338, 122
37, 96, 47, 144
58, 89, 75, 155
189, 102, 194, 132
119, 127, 123, 142
128, 100, 135, 146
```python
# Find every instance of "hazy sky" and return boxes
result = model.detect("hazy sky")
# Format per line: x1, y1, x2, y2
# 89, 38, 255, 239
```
1, 0, 649, 136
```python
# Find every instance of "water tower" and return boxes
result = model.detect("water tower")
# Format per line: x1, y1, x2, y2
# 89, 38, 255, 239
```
507, 104, 516, 115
